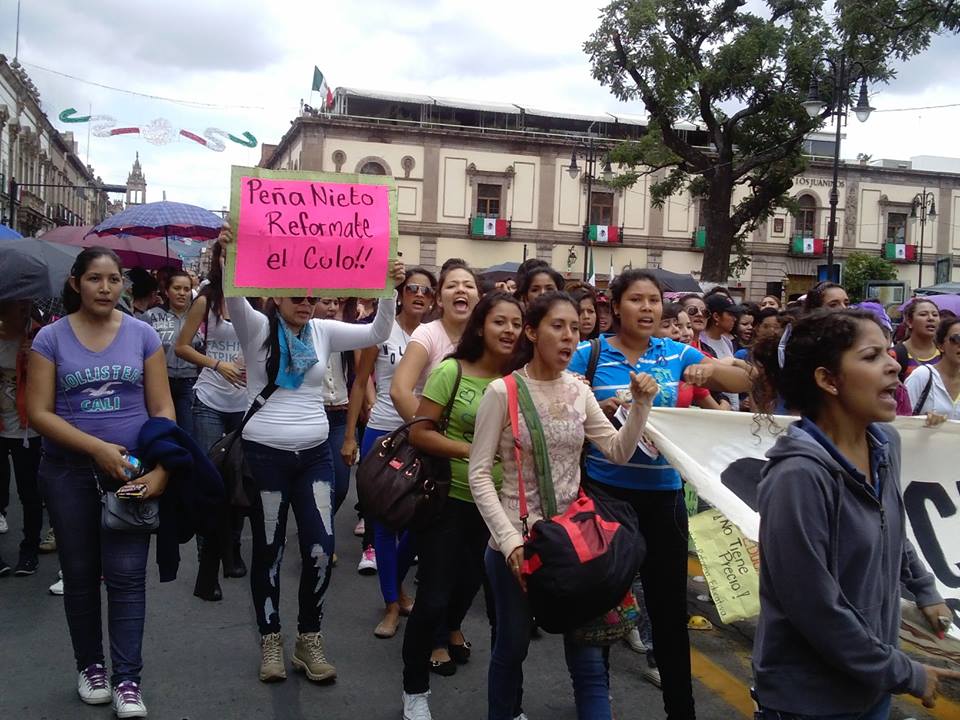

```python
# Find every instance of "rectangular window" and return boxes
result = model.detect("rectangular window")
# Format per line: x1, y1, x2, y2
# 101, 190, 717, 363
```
589, 192, 614, 226
773, 217, 785, 234
886, 212, 908, 243
476, 183, 501, 217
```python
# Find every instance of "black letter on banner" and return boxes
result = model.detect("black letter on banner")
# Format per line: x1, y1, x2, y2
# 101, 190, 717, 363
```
903, 481, 960, 589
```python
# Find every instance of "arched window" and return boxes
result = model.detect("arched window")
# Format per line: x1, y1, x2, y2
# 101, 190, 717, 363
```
359, 161, 386, 175
795, 195, 817, 238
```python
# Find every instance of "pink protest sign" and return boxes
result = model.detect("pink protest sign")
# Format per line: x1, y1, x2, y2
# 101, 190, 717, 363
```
226, 166, 397, 297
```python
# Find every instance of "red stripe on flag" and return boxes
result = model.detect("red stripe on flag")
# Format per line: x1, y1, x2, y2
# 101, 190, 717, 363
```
495, 219, 508, 236
179, 129, 207, 146
109, 127, 139, 136
904, 245, 917, 260
608, 226, 620, 243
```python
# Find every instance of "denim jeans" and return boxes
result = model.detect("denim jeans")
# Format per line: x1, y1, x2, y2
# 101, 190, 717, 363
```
485, 546, 610, 720
243, 439, 335, 635
326, 408, 352, 514
362, 428, 415, 604
589, 484, 695, 720
756, 695, 891, 720
402, 497, 491, 694
39, 456, 150, 685
0, 436, 43, 556
169, 376, 197, 436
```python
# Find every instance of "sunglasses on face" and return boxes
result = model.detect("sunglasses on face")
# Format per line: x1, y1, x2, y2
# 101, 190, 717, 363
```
947, 334, 960, 346
404, 284, 435, 297
685, 307, 704, 317
289, 296, 319, 305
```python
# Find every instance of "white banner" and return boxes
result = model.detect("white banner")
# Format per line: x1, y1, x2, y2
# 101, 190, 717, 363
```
645, 408, 960, 613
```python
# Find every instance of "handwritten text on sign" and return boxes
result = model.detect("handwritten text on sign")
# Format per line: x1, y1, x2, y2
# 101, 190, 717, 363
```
234, 177, 390, 290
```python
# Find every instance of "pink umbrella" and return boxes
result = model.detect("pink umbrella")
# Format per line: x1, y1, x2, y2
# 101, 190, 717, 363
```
40, 226, 182, 269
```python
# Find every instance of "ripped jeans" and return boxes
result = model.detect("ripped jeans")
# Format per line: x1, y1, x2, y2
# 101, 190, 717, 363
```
243, 440, 335, 636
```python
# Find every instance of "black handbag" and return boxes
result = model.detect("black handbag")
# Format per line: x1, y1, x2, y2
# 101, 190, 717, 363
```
356, 361, 462, 532
100, 489, 160, 533
208, 383, 278, 510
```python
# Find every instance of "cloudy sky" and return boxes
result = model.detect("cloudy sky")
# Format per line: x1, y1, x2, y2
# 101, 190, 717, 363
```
4, 0, 960, 212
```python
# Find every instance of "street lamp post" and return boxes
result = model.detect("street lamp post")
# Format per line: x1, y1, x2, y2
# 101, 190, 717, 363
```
568, 123, 612, 281
802, 55, 874, 281
911, 188, 937, 289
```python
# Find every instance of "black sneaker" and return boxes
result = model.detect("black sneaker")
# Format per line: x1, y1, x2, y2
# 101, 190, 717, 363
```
14, 554, 38, 576
0, 554, 10, 577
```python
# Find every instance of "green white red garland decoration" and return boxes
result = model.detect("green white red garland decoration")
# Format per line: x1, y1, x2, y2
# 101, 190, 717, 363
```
58, 108, 257, 151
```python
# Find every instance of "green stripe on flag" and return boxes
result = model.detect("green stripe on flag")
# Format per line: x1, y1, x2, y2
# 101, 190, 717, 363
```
471, 217, 485, 235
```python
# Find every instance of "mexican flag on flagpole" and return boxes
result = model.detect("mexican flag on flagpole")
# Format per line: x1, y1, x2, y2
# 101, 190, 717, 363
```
587, 247, 596, 286
588, 225, 620, 243
470, 217, 509, 237
312, 67, 335, 109
883, 243, 917, 260
790, 236, 825, 255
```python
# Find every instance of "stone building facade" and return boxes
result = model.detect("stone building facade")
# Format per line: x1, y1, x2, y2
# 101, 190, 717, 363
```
259, 88, 960, 300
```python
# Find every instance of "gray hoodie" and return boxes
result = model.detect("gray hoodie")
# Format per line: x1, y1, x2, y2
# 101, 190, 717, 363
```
753, 421, 941, 715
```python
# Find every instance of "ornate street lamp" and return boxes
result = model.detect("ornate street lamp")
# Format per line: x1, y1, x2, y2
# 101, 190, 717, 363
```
910, 189, 937, 288
568, 123, 613, 281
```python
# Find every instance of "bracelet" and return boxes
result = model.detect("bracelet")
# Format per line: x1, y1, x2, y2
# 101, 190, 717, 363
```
213, 360, 221, 372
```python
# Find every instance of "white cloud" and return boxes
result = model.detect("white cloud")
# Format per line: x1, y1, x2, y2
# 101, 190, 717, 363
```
3, 0, 959, 215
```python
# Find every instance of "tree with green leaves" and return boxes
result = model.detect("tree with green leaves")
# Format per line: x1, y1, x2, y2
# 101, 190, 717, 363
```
841, 252, 898, 302
584, 0, 949, 281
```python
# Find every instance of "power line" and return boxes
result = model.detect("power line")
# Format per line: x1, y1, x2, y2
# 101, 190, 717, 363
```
22, 61, 265, 110
873, 101, 960, 113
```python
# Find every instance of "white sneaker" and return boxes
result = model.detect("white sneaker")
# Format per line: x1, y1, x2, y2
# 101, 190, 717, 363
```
353, 518, 365, 536
641, 666, 662, 688
77, 663, 111, 705
50, 570, 64, 596
0, 513, 8, 533
514, 714, 530, 720
112, 680, 148, 718
357, 546, 377, 575
402, 690, 432, 720
623, 627, 645, 653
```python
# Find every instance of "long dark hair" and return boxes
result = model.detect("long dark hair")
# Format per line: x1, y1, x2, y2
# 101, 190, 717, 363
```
507, 292, 579, 372
162, 269, 192, 311
803, 281, 843, 312
609, 269, 663, 305
449, 292, 522, 365
571, 287, 599, 341
397, 266, 438, 314
516, 266, 565, 302
62, 247, 123, 314
263, 300, 282, 385
198, 240, 226, 321
752, 308, 881, 419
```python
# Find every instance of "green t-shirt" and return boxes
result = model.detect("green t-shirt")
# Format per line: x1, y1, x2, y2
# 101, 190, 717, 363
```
422, 358, 502, 503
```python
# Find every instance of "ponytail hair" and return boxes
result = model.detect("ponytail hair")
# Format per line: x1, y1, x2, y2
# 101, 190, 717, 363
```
62, 247, 123, 314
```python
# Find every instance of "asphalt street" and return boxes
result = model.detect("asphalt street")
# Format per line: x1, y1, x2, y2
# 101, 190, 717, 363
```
0, 482, 954, 720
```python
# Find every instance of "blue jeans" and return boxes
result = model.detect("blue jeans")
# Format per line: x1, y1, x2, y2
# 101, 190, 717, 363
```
362, 428, 415, 604
191, 395, 244, 454
243, 440, 335, 635
168, 376, 197, 436
39, 457, 150, 685
485, 546, 610, 720
756, 696, 891, 720
326, 408, 352, 514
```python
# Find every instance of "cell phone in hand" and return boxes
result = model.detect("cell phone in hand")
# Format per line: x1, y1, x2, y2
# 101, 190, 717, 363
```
116, 483, 148, 499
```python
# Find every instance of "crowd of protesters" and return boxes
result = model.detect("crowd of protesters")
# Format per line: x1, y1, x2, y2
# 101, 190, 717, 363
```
0, 238, 957, 720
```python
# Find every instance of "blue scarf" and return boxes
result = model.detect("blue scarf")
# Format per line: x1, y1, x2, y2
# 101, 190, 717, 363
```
276, 319, 319, 390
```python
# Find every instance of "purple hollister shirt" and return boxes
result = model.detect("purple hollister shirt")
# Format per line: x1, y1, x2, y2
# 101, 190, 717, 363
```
32, 314, 162, 455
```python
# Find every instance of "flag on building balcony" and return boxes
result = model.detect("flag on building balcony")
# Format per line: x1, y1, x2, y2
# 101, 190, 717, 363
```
471, 217, 509, 237
588, 225, 620, 243
312, 67, 335, 109
883, 242, 917, 260
790, 236, 825, 255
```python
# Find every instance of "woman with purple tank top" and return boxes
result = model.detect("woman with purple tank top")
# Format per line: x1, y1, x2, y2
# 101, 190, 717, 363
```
26, 248, 176, 719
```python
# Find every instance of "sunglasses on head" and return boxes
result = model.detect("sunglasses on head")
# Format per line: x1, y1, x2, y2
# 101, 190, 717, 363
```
404, 283, 435, 297
289, 296, 319, 305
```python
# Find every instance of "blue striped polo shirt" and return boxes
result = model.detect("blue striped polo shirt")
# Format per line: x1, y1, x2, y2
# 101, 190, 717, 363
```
568, 334, 704, 490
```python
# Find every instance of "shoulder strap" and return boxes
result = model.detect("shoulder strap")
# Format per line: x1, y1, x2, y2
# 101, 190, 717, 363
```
438, 360, 462, 432
503, 374, 528, 537
514, 374, 557, 518
585, 338, 601, 386
235, 383, 279, 434
895, 343, 909, 383
912, 366, 936, 416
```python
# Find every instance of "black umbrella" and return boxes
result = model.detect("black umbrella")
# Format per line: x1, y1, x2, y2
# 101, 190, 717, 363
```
648, 268, 701, 293
0, 237, 81, 301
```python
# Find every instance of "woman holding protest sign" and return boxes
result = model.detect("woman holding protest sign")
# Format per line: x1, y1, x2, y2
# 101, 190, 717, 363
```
751, 308, 959, 718
223, 221, 404, 684
400, 291, 522, 720
468, 292, 659, 720
340, 266, 437, 639
567, 269, 752, 720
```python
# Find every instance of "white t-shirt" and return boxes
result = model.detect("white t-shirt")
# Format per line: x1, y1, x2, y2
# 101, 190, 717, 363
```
698, 331, 739, 411
905, 365, 960, 420
367, 320, 419, 431
226, 294, 396, 451
194, 311, 248, 414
